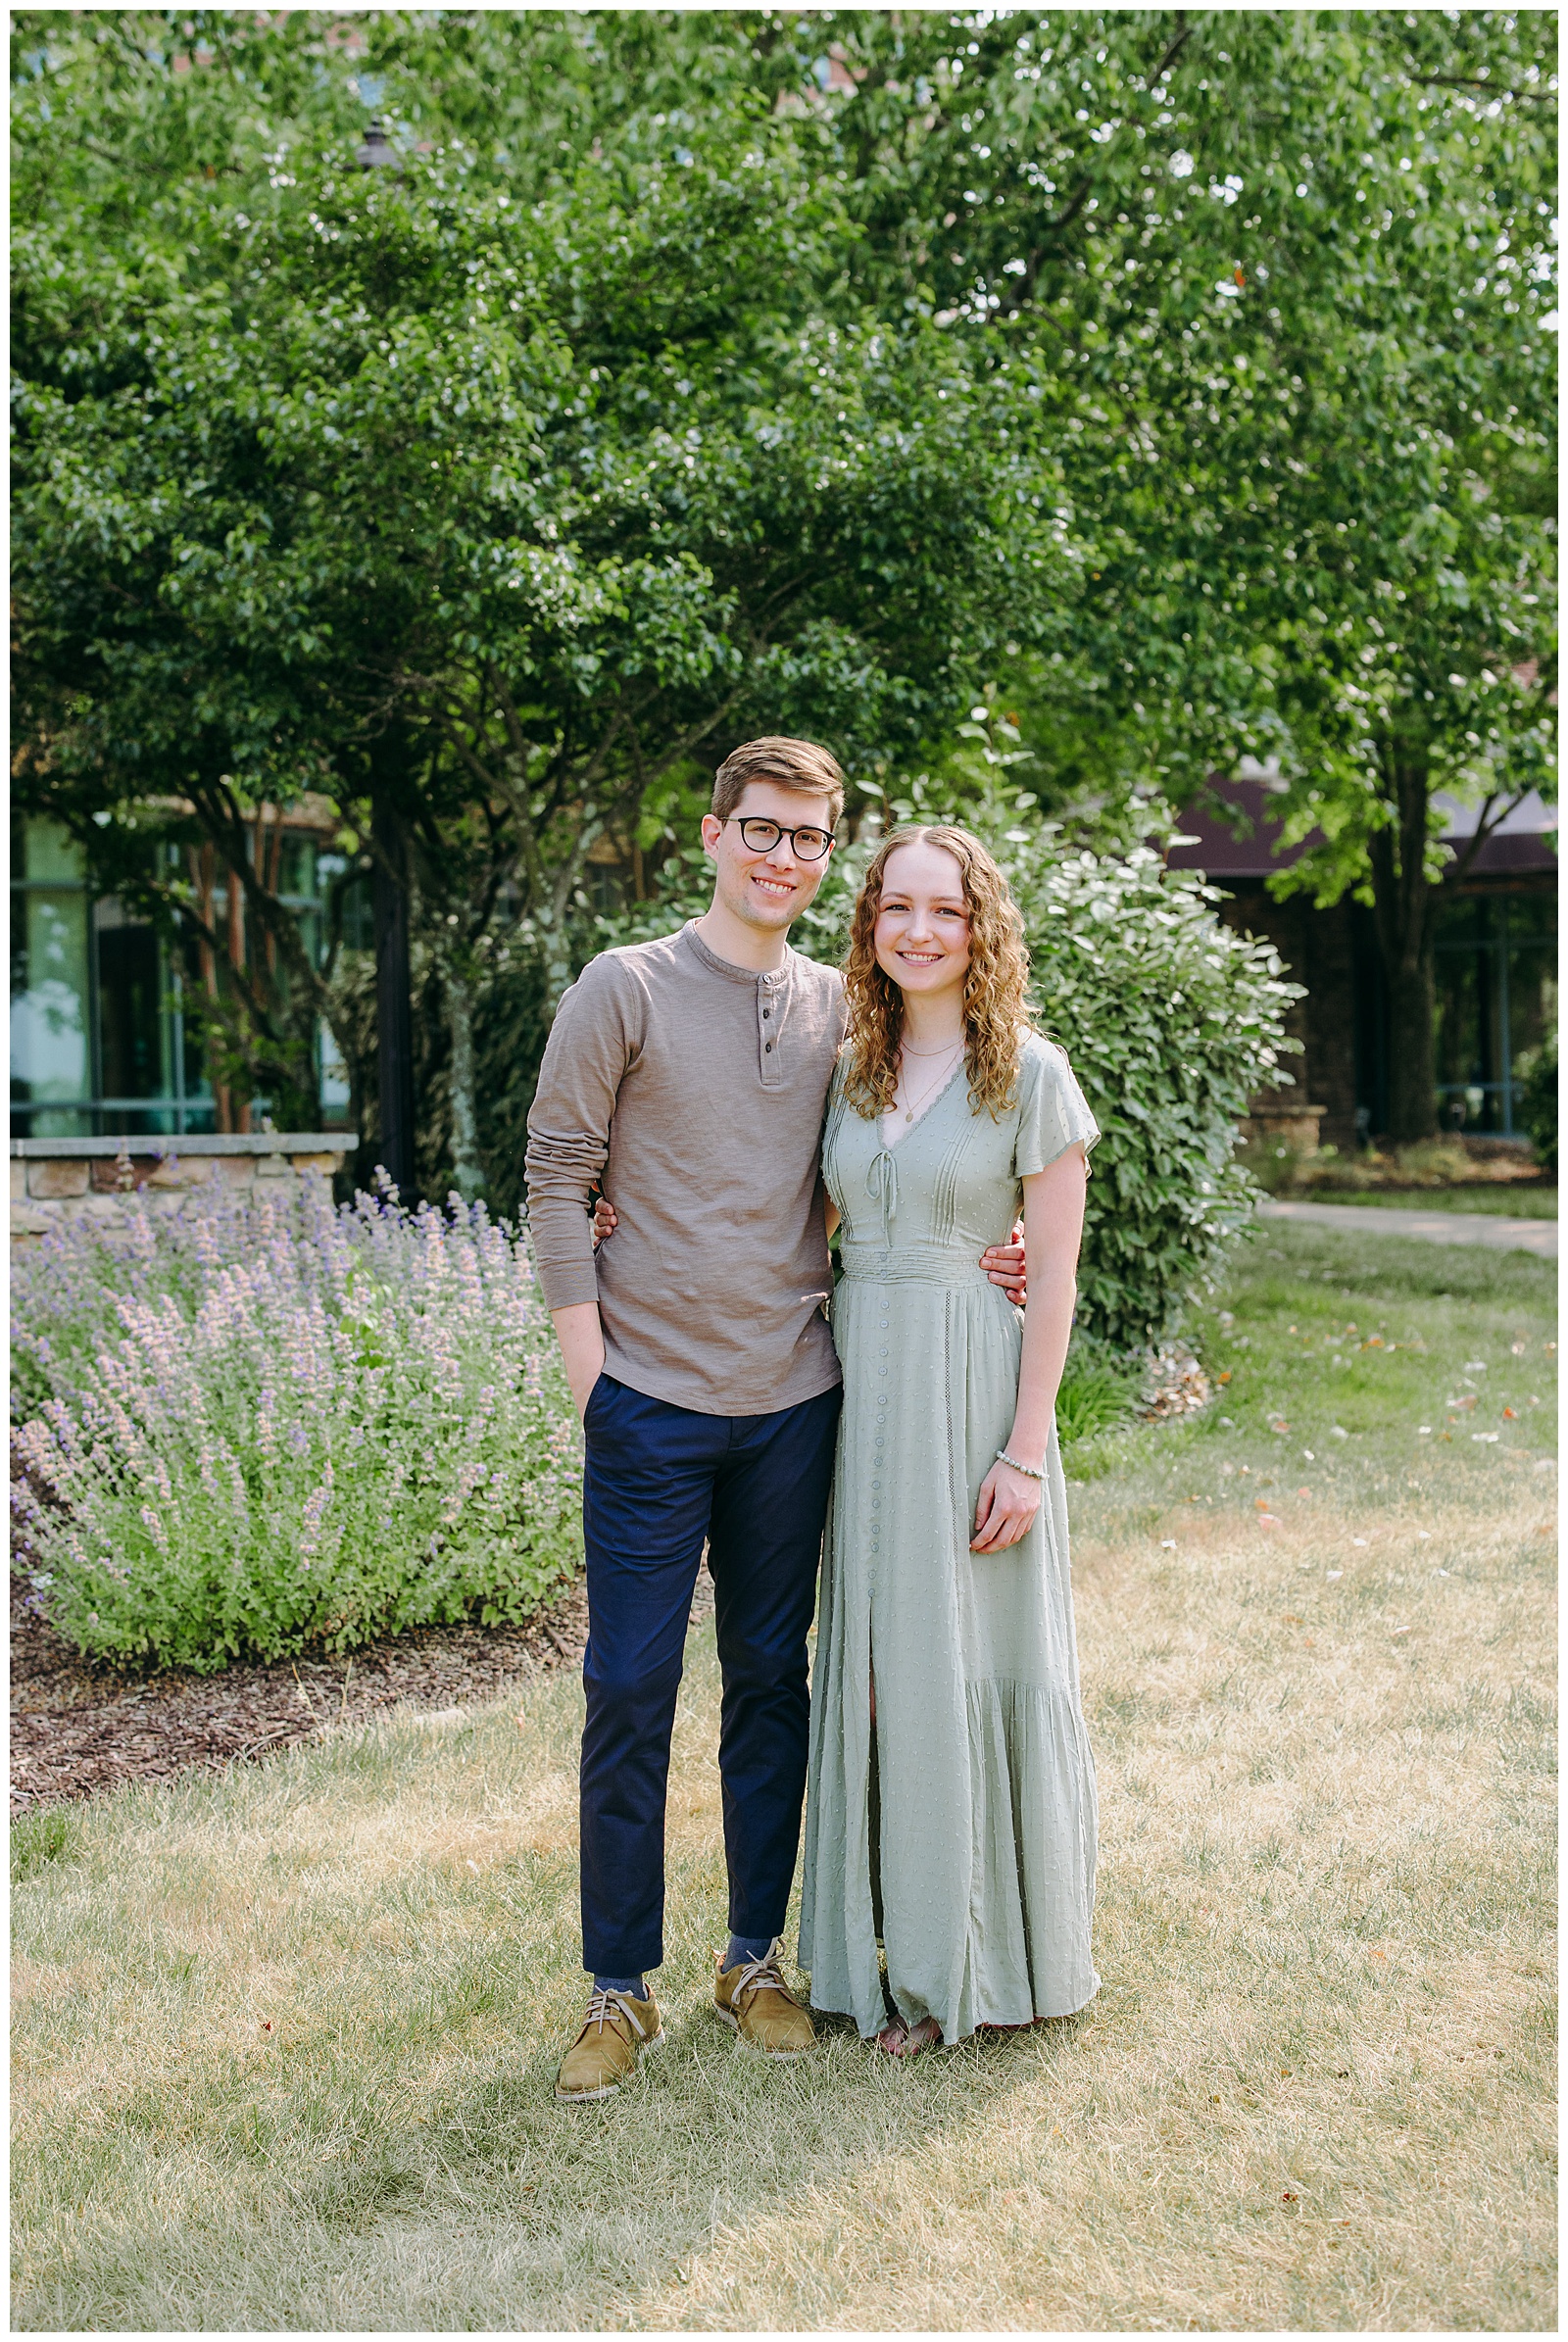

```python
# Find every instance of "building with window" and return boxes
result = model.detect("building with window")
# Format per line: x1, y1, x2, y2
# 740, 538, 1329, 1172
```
11, 813, 355, 1139
1168, 779, 1558, 1150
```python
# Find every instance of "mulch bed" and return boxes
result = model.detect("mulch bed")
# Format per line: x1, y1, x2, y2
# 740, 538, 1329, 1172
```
10, 1568, 718, 1814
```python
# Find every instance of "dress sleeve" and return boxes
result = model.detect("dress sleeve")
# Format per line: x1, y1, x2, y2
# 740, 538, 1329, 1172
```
1012, 1038, 1101, 1180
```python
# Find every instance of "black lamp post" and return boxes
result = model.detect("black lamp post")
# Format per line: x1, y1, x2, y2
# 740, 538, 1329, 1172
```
354, 119, 402, 174
371, 797, 417, 1200
356, 119, 415, 1196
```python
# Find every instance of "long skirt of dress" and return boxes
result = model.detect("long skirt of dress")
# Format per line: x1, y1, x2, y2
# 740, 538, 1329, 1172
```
799, 1265, 1100, 2044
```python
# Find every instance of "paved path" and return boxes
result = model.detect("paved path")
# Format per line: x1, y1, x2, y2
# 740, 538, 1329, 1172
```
1257, 1195, 1557, 1259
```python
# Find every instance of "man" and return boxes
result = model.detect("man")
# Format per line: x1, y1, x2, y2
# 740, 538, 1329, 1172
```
524, 736, 1023, 2103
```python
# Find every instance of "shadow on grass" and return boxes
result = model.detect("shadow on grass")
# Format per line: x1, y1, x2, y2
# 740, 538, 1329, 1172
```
11, 1627, 1108, 2331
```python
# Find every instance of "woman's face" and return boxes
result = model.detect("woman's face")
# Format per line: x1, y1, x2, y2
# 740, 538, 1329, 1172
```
872, 841, 972, 1007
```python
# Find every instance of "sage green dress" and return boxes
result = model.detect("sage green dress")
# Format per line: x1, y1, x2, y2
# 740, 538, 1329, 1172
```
799, 1034, 1102, 2043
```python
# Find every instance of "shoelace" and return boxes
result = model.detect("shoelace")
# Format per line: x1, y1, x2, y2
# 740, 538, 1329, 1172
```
582, 1986, 651, 2040
730, 1946, 798, 2009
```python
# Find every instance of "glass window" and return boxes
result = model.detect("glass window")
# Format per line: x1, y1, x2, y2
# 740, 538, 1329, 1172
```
94, 901, 168, 1108
1433, 884, 1558, 1136
12, 812, 342, 1137
11, 819, 93, 1135
277, 832, 317, 903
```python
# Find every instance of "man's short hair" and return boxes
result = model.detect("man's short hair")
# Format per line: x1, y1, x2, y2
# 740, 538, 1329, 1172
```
711, 737, 846, 829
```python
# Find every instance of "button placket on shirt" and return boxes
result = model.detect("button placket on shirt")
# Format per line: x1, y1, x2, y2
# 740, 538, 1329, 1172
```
758, 969, 785, 1084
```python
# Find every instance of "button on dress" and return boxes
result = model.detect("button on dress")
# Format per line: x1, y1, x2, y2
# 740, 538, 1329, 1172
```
799, 1034, 1102, 2042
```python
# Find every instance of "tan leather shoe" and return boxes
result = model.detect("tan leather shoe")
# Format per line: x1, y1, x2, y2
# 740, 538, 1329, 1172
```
713, 1940, 815, 2056
555, 1986, 663, 2103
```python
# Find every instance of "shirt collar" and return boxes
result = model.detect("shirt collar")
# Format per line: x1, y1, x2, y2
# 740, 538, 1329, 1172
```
680, 921, 793, 990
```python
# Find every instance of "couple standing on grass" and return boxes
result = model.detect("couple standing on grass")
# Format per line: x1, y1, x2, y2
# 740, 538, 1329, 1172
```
525, 737, 1100, 2102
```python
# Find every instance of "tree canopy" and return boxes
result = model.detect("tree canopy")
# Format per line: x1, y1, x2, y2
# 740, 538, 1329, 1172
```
12, 9, 1556, 1160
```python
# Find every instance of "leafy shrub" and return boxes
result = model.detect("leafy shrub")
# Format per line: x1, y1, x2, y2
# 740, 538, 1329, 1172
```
1000, 836, 1299, 1342
598, 801, 1298, 1346
11, 1183, 582, 1673
1054, 1335, 1143, 1452
1515, 1033, 1558, 1174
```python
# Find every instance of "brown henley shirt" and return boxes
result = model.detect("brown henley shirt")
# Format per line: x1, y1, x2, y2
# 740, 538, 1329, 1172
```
523, 921, 846, 1417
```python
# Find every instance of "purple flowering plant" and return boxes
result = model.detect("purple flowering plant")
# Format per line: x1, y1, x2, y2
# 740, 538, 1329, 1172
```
11, 1179, 582, 1672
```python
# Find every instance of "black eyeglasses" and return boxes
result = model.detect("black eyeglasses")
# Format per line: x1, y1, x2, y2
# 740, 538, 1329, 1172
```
724, 815, 837, 863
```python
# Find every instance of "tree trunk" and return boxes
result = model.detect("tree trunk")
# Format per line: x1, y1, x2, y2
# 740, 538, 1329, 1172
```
446, 958, 484, 1204
1366, 744, 1439, 1145
1385, 951, 1440, 1145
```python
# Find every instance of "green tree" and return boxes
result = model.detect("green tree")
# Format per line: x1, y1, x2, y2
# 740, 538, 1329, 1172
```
12, 9, 1064, 1185
798, 7, 1556, 1139
13, 11, 1555, 1165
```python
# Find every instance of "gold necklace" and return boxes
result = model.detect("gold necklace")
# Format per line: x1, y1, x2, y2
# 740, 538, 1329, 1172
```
897, 1041, 962, 1123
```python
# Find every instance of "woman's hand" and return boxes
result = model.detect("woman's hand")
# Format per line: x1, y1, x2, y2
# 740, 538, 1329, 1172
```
970, 1458, 1043, 1552
591, 1194, 618, 1248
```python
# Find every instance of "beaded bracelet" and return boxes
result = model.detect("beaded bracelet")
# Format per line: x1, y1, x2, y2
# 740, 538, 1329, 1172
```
996, 1449, 1048, 1481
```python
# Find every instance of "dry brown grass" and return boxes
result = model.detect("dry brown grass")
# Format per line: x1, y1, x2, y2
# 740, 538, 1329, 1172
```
628, 1496, 1555, 2332
11, 1225, 1556, 2330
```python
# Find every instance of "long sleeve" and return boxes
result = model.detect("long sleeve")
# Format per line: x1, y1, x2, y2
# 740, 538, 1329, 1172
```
523, 960, 640, 1310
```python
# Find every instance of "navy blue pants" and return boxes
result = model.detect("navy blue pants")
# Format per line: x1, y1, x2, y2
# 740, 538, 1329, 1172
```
578, 1373, 842, 1978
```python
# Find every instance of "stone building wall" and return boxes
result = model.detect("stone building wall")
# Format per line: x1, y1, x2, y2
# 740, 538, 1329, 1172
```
11, 1135, 356, 1242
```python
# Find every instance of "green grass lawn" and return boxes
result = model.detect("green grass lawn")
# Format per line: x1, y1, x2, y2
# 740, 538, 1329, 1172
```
1278, 1185, 1558, 1219
11, 1223, 1557, 2332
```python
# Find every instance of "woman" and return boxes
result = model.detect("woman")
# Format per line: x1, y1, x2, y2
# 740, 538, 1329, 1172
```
799, 823, 1100, 2054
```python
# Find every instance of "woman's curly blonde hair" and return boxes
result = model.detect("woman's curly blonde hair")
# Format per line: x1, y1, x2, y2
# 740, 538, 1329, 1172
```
841, 824, 1034, 1121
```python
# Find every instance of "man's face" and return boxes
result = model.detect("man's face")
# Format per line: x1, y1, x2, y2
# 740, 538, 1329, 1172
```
700, 780, 839, 937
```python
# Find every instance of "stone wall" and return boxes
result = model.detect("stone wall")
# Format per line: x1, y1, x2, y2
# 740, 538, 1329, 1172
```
10, 1135, 357, 1242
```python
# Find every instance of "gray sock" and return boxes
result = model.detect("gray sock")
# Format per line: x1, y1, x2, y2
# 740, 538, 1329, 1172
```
592, 1973, 647, 1999
723, 1933, 773, 1974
